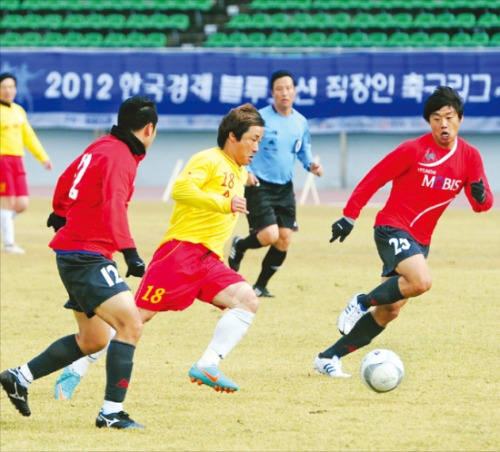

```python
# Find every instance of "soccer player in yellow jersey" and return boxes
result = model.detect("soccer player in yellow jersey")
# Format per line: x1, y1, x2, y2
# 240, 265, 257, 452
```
54, 103, 265, 396
0, 73, 53, 254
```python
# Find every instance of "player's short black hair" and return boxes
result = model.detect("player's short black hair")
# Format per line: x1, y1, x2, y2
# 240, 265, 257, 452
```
217, 103, 265, 148
423, 86, 464, 122
0, 73, 17, 85
270, 70, 295, 90
117, 96, 158, 132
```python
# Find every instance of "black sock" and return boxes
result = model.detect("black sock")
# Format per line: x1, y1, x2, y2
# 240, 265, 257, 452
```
105, 340, 135, 403
255, 246, 287, 288
27, 334, 85, 380
319, 313, 384, 359
359, 276, 404, 309
238, 233, 262, 252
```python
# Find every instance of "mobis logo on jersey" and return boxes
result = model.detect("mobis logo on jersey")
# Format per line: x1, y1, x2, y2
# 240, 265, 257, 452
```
418, 147, 461, 191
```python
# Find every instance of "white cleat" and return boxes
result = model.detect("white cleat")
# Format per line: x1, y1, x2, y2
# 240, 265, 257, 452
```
337, 293, 367, 335
314, 355, 351, 378
3, 244, 25, 254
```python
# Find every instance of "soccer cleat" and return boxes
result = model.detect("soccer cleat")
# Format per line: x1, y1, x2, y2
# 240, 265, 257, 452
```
95, 410, 144, 429
228, 236, 245, 271
0, 368, 31, 416
314, 355, 351, 378
3, 244, 25, 254
54, 366, 81, 400
337, 293, 367, 335
253, 285, 274, 298
188, 363, 239, 393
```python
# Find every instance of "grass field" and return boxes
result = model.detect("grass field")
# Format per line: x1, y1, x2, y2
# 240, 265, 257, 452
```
1, 197, 499, 451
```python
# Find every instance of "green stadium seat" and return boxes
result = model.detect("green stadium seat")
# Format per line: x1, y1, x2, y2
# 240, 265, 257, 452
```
62, 14, 87, 30
435, 12, 456, 29
470, 31, 489, 47
169, 14, 190, 31
126, 14, 150, 30
251, 13, 273, 30
269, 13, 290, 30
2, 0, 20, 11
246, 32, 267, 47
477, 13, 498, 29
63, 32, 85, 47
386, 31, 411, 47
102, 32, 129, 47
85, 13, 107, 30
489, 32, 500, 46
369, 32, 389, 47
0, 32, 22, 46
392, 13, 413, 30
20, 32, 43, 47
204, 32, 229, 47
373, 12, 395, 30
103, 14, 127, 30
429, 32, 450, 46
330, 13, 350, 29
289, 13, 314, 30
1, 14, 25, 30
81, 32, 104, 47
227, 14, 253, 29
266, 32, 288, 47
125, 31, 148, 47
449, 33, 471, 47
144, 32, 167, 46
311, 13, 333, 30
413, 13, 436, 29
351, 13, 375, 29
410, 31, 431, 47
288, 31, 308, 47
226, 32, 248, 47
21, 0, 46, 11
149, 14, 172, 30
454, 13, 476, 29
40, 14, 64, 30
248, 0, 273, 10
41, 31, 65, 46
313, 0, 344, 10
327, 32, 349, 47
346, 32, 370, 47
307, 31, 327, 47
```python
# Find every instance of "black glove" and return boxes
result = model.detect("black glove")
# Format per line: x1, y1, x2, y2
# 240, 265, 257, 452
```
121, 248, 145, 278
46, 212, 66, 232
470, 178, 486, 204
330, 217, 354, 243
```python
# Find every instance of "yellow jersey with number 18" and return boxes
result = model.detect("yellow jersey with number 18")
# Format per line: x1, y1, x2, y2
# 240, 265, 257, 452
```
162, 147, 247, 259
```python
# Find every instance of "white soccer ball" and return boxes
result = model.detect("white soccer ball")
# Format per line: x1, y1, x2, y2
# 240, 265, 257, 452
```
359, 349, 405, 393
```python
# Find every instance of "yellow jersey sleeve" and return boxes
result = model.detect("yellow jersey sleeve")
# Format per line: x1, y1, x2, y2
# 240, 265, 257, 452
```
162, 147, 247, 259
0, 103, 50, 163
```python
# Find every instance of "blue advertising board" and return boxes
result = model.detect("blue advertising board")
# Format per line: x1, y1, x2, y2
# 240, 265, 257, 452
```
1, 49, 499, 133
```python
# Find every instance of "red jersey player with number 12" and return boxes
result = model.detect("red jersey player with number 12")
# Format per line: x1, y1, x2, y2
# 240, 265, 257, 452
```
314, 86, 494, 378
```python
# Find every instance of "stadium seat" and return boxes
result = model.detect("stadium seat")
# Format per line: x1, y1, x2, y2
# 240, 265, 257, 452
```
410, 31, 431, 47
145, 32, 167, 47
289, 13, 314, 30
266, 32, 288, 47
489, 32, 500, 46
62, 14, 87, 30
126, 14, 150, 30
369, 32, 389, 47
470, 31, 490, 47
307, 32, 327, 47
288, 31, 309, 47
81, 32, 104, 47
84, 13, 107, 30
149, 14, 172, 30
435, 12, 456, 29
102, 32, 129, 47
269, 13, 290, 30
477, 13, 498, 29
327, 32, 349, 47
386, 31, 411, 47
413, 13, 436, 29
227, 14, 253, 29
454, 13, 476, 29
41, 14, 64, 30
351, 13, 375, 29
225, 32, 248, 47
330, 13, 350, 29
346, 32, 370, 47
251, 13, 273, 30
373, 12, 395, 30
1, 14, 25, 29
204, 32, 229, 47
63, 32, 85, 47
311, 13, 333, 30
103, 14, 127, 30
41, 32, 65, 46
169, 14, 190, 31
246, 32, 267, 47
1, 0, 20, 11
0, 32, 22, 47
392, 13, 413, 30
125, 31, 148, 47
449, 32, 472, 47
429, 32, 450, 47
20, 32, 43, 47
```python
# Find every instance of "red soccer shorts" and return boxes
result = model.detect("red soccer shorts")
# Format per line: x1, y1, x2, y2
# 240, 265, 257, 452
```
135, 239, 246, 312
0, 155, 29, 196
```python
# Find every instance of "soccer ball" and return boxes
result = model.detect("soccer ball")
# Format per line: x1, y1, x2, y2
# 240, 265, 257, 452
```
359, 349, 404, 393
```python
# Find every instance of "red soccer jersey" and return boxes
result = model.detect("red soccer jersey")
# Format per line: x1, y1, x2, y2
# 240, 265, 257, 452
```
49, 134, 144, 259
344, 133, 493, 245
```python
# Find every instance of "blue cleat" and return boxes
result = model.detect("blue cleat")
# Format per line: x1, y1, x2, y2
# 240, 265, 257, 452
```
54, 366, 81, 400
188, 363, 239, 393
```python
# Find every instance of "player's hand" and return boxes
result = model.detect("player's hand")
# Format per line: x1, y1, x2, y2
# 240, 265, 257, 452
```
470, 178, 486, 204
330, 217, 353, 243
121, 248, 146, 278
46, 212, 66, 232
231, 196, 249, 214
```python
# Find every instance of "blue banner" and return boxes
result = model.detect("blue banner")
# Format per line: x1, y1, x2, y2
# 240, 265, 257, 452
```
1, 50, 499, 133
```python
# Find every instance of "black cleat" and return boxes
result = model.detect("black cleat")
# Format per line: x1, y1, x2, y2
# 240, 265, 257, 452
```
228, 237, 245, 271
0, 369, 31, 417
253, 285, 274, 298
96, 410, 144, 429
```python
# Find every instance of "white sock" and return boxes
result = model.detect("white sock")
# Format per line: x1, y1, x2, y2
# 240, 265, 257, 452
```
0, 209, 15, 246
198, 308, 254, 366
18, 364, 33, 386
70, 328, 116, 376
101, 400, 123, 415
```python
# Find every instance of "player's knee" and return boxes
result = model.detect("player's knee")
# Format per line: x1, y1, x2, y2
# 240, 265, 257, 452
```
241, 288, 259, 314
413, 276, 432, 295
